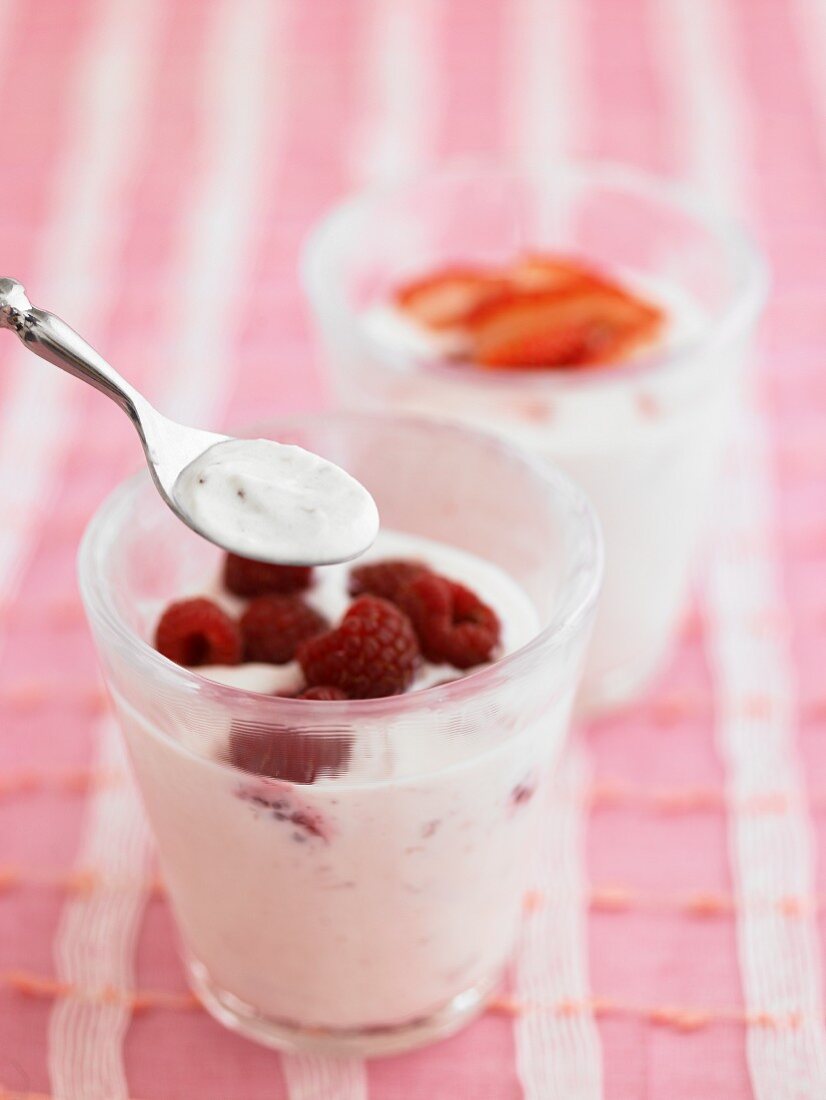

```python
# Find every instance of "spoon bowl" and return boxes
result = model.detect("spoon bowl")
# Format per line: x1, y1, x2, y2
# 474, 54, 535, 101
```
0, 278, 378, 566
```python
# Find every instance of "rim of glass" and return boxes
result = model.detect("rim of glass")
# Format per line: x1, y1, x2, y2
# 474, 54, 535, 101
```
78, 411, 604, 721
301, 159, 769, 390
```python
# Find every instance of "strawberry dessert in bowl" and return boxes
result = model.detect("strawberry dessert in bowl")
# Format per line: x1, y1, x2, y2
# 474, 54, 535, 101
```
303, 163, 767, 707
79, 412, 602, 1056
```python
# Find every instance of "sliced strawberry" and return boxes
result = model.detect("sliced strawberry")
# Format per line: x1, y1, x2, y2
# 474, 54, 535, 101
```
508, 254, 651, 304
468, 286, 665, 369
394, 266, 509, 331
507, 254, 603, 293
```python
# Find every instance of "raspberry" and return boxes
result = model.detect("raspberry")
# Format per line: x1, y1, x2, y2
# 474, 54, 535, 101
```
298, 596, 420, 699
348, 559, 431, 605
223, 553, 313, 597
297, 685, 349, 701
240, 596, 328, 665
230, 723, 349, 784
402, 574, 500, 669
155, 598, 242, 667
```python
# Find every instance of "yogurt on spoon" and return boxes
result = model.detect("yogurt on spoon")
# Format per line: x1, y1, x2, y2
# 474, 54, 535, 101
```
173, 437, 379, 566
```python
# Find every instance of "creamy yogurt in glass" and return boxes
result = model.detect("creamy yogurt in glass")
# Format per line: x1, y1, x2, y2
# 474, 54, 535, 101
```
119, 531, 545, 1037
79, 412, 602, 1054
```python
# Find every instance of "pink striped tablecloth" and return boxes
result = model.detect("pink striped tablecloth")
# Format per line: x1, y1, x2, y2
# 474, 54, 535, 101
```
2, 2, 825, 1097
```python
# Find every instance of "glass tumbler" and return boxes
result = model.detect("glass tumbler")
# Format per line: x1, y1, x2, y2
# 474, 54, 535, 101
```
302, 162, 768, 708
79, 411, 602, 1056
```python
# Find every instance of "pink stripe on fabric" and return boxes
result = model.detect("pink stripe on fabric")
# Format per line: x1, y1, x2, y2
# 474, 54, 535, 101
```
581, 0, 668, 173
436, 0, 510, 159
0, 2, 90, 291
656, 0, 826, 1094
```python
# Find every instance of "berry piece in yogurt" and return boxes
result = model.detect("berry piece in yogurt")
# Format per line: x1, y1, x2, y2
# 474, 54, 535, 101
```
298, 595, 420, 699
155, 597, 242, 667
229, 721, 350, 786
348, 558, 431, 605
402, 574, 501, 669
240, 595, 328, 664
224, 553, 313, 597
296, 685, 349, 701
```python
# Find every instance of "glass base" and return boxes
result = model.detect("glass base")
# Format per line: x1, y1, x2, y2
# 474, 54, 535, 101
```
186, 955, 498, 1057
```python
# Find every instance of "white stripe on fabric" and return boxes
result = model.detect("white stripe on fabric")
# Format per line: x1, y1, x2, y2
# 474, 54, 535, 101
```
655, 0, 826, 1094
507, 0, 586, 173
708, 410, 826, 1094
649, 0, 749, 208
48, 3, 284, 1098
49, 725, 153, 1100
513, 742, 602, 1100
0, 0, 158, 649
349, 0, 440, 184
42, 2, 165, 1097
507, 3, 602, 1097
282, 1056, 372, 1100
792, 0, 826, 161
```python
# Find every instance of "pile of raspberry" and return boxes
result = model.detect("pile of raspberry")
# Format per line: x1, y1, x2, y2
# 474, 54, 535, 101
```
154, 553, 501, 702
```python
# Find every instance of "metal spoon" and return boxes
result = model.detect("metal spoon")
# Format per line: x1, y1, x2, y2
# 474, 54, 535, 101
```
0, 278, 378, 566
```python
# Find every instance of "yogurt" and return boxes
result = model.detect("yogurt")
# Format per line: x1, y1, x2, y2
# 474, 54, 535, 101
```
173, 437, 379, 566
110, 531, 564, 1042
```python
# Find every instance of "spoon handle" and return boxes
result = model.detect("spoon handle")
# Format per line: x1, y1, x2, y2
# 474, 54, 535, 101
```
0, 277, 146, 427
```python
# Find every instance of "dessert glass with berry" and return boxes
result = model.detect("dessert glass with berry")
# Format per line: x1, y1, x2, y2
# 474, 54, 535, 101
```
303, 163, 767, 708
79, 412, 602, 1055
